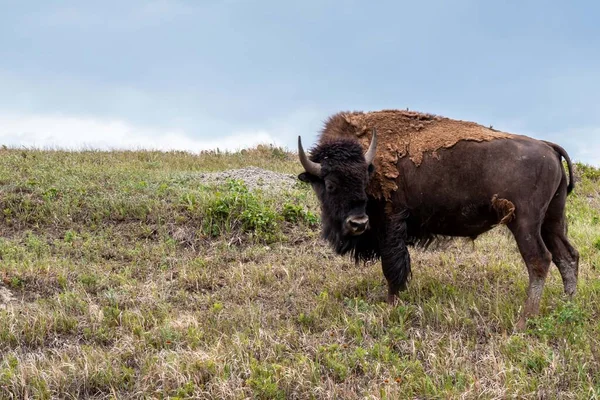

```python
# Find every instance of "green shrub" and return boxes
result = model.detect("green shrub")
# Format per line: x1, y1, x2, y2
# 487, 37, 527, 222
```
576, 163, 600, 181
201, 179, 282, 243
281, 203, 319, 226
246, 360, 285, 400
527, 302, 587, 343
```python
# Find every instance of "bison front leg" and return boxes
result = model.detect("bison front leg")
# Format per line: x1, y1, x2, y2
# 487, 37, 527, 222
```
380, 218, 411, 305
382, 254, 410, 304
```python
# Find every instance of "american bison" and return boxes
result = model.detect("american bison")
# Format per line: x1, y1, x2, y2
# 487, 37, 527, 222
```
298, 109, 578, 330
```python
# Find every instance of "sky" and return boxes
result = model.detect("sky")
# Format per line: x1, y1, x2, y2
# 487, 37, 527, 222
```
0, 0, 599, 165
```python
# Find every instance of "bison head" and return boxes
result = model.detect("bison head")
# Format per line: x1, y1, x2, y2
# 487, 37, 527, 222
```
297, 130, 377, 241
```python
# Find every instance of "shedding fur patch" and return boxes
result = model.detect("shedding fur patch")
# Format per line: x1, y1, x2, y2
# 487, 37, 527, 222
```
491, 194, 516, 225
320, 109, 513, 201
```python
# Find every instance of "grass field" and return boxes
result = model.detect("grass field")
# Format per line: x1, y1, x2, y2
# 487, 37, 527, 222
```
1, 145, 599, 399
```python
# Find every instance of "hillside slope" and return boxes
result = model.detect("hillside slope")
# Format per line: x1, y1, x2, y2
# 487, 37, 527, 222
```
1, 145, 599, 399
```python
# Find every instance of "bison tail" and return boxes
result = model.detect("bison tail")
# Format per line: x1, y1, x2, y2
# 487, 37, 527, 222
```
543, 140, 575, 195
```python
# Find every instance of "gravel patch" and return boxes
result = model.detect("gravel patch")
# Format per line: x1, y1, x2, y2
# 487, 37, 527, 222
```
199, 166, 300, 192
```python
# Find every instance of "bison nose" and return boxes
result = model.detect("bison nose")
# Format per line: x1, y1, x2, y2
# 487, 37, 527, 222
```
346, 215, 369, 234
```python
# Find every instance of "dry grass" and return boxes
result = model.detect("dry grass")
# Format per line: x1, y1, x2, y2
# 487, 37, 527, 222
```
0, 145, 599, 399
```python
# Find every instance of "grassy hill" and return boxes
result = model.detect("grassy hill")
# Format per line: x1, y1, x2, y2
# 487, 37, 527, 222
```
0, 145, 599, 399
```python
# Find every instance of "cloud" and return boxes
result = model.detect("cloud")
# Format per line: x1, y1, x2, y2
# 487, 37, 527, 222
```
2, 111, 597, 166
569, 128, 600, 166
534, 127, 600, 167
263, 108, 324, 150
0, 113, 281, 152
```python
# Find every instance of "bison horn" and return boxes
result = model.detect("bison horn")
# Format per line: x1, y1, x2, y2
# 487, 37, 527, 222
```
364, 128, 377, 165
298, 136, 322, 177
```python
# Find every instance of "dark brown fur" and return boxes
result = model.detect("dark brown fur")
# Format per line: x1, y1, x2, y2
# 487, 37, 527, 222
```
299, 109, 579, 329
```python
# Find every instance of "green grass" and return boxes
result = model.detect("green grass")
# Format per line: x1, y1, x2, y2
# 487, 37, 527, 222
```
0, 145, 599, 399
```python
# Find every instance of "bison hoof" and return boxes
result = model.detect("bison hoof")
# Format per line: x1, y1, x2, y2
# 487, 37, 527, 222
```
514, 317, 528, 332
387, 294, 399, 306
564, 284, 577, 299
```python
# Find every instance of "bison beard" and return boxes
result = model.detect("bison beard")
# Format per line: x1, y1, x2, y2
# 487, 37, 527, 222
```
321, 218, 379, 262
320, 201, 413, 294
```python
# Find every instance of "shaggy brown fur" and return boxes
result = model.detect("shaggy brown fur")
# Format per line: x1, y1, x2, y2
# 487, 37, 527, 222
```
321, 110, 513, 201
491, 194, 516, 225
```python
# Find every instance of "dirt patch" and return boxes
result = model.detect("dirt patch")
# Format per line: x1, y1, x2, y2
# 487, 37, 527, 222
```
321, 110, 514, 201
199, 167, 298, 193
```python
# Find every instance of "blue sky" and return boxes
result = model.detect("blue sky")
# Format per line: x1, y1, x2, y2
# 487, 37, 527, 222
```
1, 0, 599, 165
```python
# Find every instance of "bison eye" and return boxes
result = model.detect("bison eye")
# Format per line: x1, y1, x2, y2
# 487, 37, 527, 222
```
325, 182, 336, 192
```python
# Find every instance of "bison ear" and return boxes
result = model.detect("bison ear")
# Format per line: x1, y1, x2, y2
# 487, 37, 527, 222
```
367, 163, 375, 176
298, 172, 317, 183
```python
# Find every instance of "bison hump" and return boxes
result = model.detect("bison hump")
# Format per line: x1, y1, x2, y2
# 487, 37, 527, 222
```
321, 109, 513, 202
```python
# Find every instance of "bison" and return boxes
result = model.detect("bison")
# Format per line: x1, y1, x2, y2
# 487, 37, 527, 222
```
297, 110, 578, 330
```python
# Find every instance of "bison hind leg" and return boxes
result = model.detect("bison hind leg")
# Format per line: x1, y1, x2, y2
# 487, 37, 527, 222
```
508, 218, 552, 331
541, 188, 579, 297
542, 228, 579, 297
